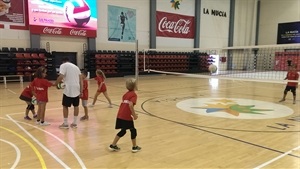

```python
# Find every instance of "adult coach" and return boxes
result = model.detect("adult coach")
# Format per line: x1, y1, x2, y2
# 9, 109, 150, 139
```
55, 57, 83, 129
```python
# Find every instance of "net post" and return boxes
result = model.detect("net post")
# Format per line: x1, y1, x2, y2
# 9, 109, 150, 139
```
135, 39, 139, 90
142, 49, 147, 72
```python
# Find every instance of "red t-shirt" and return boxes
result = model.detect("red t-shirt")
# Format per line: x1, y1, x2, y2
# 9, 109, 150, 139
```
81, 79, 88, 100
95, 76, 107, 92
31, 78, 53, 102
117, 91, 137, 121
286, 71, 299, 87
20, 83, 34, 98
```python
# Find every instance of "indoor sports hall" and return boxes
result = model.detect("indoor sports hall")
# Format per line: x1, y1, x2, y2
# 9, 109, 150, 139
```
1, 0, 300, 169
1, 69, 300, 168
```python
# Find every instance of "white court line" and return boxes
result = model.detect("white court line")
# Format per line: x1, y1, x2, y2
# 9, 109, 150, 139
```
6, 115, 70, 169
0, 139, 21, 169
7, 89, 16, 94
8, 107, 63, 116
254, 145, 300, 169
3, 108, 87, 169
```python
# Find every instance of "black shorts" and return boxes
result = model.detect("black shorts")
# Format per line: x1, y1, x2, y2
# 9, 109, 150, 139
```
287, 60, 292, 66
19, 95, 31, 102
62, 94, 80, 107
115, 118, 134, 129
285, 86, 296, 93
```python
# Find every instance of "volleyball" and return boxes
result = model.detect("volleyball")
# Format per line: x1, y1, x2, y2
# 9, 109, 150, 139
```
208, 64, 218, 73
31, 98, 37, 105
57, 82, 65, 89
64, 0, 91, 27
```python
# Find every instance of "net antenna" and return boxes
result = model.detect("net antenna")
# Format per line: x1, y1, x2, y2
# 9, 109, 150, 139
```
142, 44, 300, 84
135, 39, 139, 90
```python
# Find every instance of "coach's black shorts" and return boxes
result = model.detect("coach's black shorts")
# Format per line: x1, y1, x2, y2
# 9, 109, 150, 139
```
62, 94, 80, 107
285, 86, 296, 93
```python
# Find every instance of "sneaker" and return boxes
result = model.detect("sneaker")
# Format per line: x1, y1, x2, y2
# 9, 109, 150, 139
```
108, 144, 120, 151
24, 116, 32, 120
80, 116, 89, 121
279, 99, 285, 102
132, 146, 142, 153
33, 114, 37, 119
40, 121, 50, 126
88, 104, 94, 107
70, 123, 77, 128
35, 120, 40, 125
59, 123, 69, 129
108, 104, 113, 108
293, 100, 296, 104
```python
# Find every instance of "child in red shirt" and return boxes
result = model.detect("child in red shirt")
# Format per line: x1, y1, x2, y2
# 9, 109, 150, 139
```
109, 78, 141, 153
279, 64, 299, 104
90, 69, 112, 107
80, 70, 89, 121
19, 82, 37, 120
31, 66, 54, 125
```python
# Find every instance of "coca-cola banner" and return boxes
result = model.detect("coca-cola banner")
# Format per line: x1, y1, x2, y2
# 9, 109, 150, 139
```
0, 0, 26, 26
28, 0, 97, 37
30, 25, 96, 37
156, 11, 195, 39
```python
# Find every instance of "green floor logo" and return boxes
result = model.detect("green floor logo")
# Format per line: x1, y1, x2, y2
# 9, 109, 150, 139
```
176, 98, 294, 119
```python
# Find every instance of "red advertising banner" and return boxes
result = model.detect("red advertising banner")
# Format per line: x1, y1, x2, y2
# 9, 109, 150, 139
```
156, 11, 195, 39
29, 25, 96, 37
0, 0, 27, 29
28, 0, 97, 38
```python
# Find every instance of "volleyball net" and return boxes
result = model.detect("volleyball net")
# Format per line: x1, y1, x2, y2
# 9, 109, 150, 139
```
141, 44, 300, 84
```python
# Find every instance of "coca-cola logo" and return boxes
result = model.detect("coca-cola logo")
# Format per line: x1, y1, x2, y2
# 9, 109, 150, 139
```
158, 17, 191, 34
70, 29, 87, 36
43, 27, 62, 35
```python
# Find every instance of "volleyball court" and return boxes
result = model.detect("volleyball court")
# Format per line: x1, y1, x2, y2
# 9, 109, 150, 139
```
141, 44, 300, 84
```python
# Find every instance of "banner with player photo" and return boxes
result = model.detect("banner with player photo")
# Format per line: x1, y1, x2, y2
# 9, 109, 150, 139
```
108, 5, 136, 42
0, 0, 26, 28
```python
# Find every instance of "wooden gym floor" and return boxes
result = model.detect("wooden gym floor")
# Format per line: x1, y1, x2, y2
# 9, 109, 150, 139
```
0, 74, 299, 169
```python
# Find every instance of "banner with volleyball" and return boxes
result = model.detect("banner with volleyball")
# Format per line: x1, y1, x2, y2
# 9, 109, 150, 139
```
108, 5, 136, 42
28, 0, 97, 37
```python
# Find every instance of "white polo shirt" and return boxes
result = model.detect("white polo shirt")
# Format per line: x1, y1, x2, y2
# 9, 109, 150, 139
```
59, 62, 81, 97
